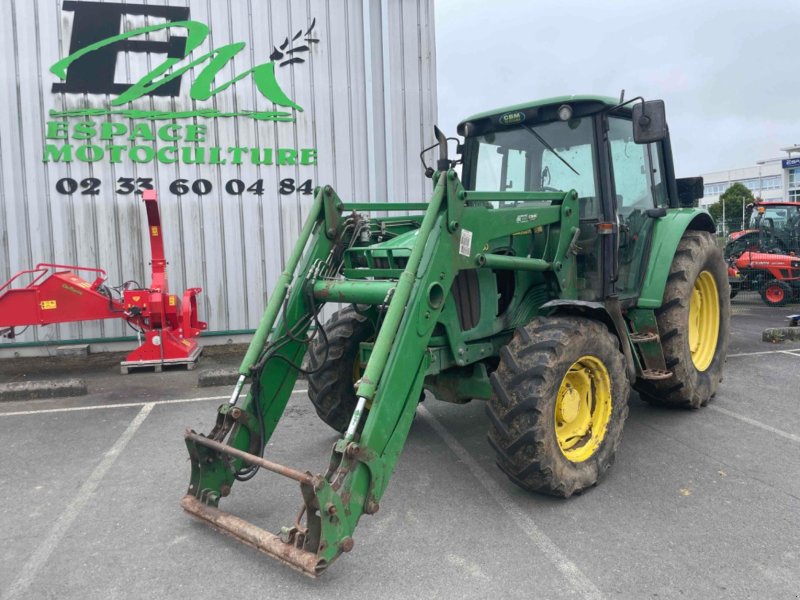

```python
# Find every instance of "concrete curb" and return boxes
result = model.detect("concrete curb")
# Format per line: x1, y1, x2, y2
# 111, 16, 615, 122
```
0, 378, 88, 402
197, 368, 309, 388
197, 369, 240, 388
762, 327, 800, 343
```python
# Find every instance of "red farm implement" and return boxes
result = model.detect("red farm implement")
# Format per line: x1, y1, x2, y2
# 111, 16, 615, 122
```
0, 190, 207, 372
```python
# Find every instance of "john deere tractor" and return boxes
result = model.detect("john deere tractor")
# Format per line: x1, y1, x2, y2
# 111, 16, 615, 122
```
182, 95, 729, 576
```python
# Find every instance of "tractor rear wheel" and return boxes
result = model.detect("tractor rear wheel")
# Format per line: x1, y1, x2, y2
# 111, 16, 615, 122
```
307, 306, 375, 433
487, 317, 629, 498
760, 279, 792, 307
636, 230, 730, 408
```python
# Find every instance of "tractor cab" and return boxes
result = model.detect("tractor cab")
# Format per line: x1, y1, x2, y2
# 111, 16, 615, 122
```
456, 95, 704, 303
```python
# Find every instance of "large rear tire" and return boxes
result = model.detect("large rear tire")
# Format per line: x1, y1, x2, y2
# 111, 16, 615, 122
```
307, 306, 374, 433
636, 230, 730, 408
487, 317, 629, 498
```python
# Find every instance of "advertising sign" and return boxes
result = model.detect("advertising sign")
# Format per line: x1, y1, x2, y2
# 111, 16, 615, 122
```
45, 0, 318, 199
782, 158, 800, 169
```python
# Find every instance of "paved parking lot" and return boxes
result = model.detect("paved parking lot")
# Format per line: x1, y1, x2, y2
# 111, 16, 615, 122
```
2, 296, 799, 600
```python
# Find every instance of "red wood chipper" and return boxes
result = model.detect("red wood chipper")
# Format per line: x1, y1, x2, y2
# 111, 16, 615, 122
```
0, 190, 207, 372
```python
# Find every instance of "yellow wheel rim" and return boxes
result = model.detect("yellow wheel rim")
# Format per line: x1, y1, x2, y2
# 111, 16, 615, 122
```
555, 356, 612, 463
688, 271, 720, 372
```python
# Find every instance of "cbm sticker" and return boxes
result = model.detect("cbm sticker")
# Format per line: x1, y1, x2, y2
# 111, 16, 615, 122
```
499, 111, 525, 126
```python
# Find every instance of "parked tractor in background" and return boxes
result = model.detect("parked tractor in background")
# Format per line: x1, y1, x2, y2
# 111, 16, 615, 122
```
181, 95, 729, 576
726, 200, 800, 306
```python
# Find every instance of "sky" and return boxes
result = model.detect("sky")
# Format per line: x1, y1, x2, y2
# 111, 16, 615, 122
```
434, 0, 798, 177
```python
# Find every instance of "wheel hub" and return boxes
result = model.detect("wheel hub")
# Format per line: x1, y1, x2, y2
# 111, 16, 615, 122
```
554, 356, 612, 463
765, 284, 784, 303
559, 386, 581, 423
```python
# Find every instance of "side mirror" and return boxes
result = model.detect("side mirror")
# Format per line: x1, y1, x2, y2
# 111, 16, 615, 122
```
632, 100, 667, 144
676, 176, 704, 208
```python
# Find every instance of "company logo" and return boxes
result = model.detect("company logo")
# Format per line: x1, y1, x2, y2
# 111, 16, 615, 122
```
783, 158, 800, 169
499, 111, 525, 126
49, 1, 318, 121
61, 284, 84, 296
43, 0, 320, 171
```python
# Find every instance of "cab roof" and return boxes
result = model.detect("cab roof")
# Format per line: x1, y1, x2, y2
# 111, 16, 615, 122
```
457, 95, 620, 136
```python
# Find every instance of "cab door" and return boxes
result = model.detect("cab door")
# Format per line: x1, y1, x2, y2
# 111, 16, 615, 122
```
607, 117, 668, 298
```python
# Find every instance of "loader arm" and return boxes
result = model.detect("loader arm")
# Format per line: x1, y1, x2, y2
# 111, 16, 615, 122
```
182, 171, 581, 575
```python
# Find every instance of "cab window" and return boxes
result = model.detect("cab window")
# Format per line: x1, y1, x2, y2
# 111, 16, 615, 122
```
466, 117, 599, 212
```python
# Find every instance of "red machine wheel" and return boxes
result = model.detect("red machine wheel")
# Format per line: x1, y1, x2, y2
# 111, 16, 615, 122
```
760, 280, 792, 307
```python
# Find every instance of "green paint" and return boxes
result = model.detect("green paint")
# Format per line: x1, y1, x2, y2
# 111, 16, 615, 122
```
184, 171, 583, 573
638, 209, 716, 308
47, 108, 295, 122
42, 141, 318, 166
44, 19, 311, 165
49, 20, 301, 113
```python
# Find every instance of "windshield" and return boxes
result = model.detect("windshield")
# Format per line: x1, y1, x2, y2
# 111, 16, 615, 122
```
465, 118, 598, 199
749, 205, 800, 230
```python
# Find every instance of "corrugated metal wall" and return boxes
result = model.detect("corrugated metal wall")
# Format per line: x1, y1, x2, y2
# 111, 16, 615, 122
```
0, 0, 437, 346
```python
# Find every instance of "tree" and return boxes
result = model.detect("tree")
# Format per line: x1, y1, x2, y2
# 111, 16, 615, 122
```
707, 183, 754, 234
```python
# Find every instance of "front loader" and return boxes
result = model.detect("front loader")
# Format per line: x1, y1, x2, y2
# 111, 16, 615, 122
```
182, 95, 730, 576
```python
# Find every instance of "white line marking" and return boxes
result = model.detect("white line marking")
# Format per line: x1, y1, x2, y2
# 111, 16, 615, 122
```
0, 396, 226, 417
1, 403, 154, 600
708, 405, 800, 444
418, 406, 605, 600
727, 348, 800, 358
0, 390, 309, 417
779, 350, 800, 358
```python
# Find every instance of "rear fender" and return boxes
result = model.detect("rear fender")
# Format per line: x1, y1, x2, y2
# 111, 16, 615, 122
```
637, 209, 715, 309
540, 299, 636, 381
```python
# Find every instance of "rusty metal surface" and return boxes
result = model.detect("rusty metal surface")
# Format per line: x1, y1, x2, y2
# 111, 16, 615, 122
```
180, 495, 325, 578
185, 430, 314, 486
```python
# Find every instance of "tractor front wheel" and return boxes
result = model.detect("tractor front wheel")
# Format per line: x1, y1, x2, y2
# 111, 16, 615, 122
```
487, 317, 629, 498
636, 230, 730, 408
307, 306, 375, 433
760, 279, 792, 307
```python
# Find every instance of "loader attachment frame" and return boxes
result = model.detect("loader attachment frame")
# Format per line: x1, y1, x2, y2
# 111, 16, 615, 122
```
183, 172, 581, 575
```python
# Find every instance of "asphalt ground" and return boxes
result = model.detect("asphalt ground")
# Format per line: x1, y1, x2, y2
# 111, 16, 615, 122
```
1, 294, 799, 599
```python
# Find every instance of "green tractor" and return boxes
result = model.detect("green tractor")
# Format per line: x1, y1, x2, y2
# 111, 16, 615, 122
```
182, 95, 730, 576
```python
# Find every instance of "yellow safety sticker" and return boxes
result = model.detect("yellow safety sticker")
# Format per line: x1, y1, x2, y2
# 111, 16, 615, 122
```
169, 295, 176, 306
151, 226, 159, 236
40, 300, 57, 310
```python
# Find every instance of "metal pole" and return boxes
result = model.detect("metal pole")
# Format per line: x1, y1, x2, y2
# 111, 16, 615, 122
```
722, 195, 726, 237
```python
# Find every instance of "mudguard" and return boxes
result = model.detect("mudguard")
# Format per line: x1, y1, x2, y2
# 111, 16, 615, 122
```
637, 209, 715, 309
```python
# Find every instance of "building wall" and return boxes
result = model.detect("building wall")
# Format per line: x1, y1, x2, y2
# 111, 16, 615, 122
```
699, 150, 800, 209
0, 0, 437, 348
699, 160, 784, 208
